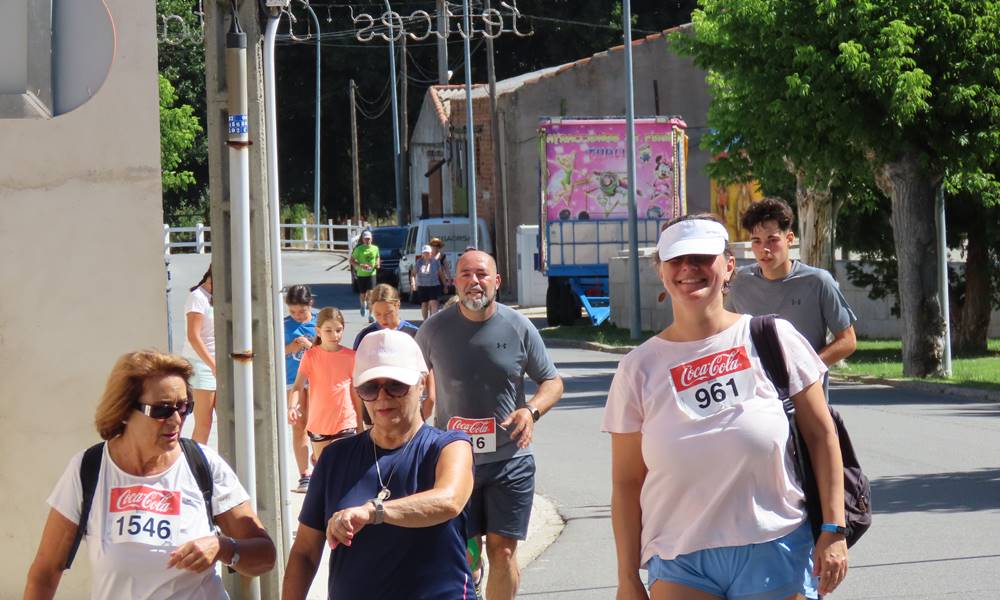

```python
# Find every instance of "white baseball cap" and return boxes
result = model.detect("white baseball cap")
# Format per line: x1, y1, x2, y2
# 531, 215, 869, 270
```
361, 230, 373, 239
353, 329, 428, 386
657, 218, 729, 261
421, 244, 433, 254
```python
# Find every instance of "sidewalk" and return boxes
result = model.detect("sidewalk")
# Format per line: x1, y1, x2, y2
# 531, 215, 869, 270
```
287, 490, 564, 599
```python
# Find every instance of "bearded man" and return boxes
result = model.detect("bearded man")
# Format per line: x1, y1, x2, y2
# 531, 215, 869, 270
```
416, 250, 563, 600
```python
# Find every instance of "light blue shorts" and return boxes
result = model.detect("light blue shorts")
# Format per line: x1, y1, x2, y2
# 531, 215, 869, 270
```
187, 355, 216, 391
647, 520, 818, 600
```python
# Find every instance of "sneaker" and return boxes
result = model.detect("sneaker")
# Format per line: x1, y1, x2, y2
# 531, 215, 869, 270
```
294, 474, 310, 494
473, 564, 484, 600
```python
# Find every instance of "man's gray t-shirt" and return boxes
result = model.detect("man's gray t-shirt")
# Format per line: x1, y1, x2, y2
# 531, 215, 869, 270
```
726, 260, 857, 352
416, 303, 558, 465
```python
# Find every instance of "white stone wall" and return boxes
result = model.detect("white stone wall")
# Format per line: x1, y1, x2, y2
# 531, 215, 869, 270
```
610, 254, 1000, 338
0, 1, 165, 594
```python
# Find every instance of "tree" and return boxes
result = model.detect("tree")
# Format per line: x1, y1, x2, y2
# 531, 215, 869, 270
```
159, 74, 202, 195
674, 1, 1000, 376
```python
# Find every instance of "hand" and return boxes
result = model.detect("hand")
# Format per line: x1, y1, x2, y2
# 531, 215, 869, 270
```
813, 532, 849, 595
327, 504, 375, 549
295, 336, 312, 351
501, 408, 535, 449
288, 404, 303, 425
167, 534, 222, 573
361, 263, 372, 271
616, 573, 650, 600
208, 360, 217, 377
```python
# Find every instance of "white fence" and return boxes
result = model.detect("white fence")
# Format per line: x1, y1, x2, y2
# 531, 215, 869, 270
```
163, 220, 368, 256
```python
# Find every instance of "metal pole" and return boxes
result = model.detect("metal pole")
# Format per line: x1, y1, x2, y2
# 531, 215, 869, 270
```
462, 0, 478, 248
622, 0, 642, 339
263, 10, 294, 562
484, 0, 506, 281
936, 181, 952, 376
302, 1, 322, 247
385, 1, 403, 225
437, 0, 449, 84
226, 21, 262, 600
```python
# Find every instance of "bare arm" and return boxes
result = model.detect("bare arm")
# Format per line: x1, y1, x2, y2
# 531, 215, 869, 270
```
818, 325, 856, 366
186, 312, 216, 372
791, 380, 848, 595
610, 433, 649, 600
23, 509, 77, 600
501, 376, 564, 449
281, 524, 325, 600
327, 440, 473, 546
167, 501, 276, 577
529, 375, 564, 416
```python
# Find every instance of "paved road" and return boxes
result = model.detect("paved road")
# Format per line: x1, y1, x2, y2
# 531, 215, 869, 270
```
520, 347, 1000, 599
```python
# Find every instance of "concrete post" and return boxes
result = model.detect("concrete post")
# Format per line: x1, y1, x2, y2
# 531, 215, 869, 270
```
204, 1, 284, 597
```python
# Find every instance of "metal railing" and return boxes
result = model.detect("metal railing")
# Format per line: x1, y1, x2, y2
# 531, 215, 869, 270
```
163, 220, 368, 256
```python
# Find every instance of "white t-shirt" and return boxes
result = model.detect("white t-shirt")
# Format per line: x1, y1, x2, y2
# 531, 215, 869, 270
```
47, 443, 249, 600
602, 314, 826, 565
182, 287, 215, 359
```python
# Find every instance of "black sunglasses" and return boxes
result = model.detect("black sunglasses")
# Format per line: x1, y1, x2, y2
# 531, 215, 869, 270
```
134, 401, 194, 420
356, 380, 411, 402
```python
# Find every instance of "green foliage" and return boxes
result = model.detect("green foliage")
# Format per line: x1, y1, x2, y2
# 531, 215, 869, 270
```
832, 339, 1000, 390
157, 0, 207, 221
159, 74, 202, 194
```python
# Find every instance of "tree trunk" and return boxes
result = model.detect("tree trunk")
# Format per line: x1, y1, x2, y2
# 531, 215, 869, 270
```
872, 152, 945, 377
955, 212, 991, 354
795, 172, 835, 272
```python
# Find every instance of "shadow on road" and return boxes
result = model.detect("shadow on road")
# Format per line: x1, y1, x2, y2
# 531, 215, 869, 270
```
554, 360, 622, 371
871, 468, 1000, 513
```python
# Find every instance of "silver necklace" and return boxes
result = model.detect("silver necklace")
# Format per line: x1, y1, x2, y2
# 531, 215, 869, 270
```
372, 428, 420, 502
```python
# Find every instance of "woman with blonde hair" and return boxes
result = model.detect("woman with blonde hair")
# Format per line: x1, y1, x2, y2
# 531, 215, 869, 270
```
25, 350, 275, 600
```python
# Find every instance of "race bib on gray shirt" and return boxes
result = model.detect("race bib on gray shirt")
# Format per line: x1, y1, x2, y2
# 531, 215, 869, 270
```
416, 304, 558, 465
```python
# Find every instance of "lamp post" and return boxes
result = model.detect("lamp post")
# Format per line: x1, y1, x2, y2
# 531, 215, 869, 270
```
462, 0, 478, 248
301, 1, 322, 244
385, 1, 403, 225
622, 0, 642, 340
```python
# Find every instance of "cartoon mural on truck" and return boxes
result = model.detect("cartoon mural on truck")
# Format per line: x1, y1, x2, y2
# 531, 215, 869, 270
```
539, 118, 687, 223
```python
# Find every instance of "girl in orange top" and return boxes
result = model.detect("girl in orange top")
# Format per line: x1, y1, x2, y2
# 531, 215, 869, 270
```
289, 307, 364, 462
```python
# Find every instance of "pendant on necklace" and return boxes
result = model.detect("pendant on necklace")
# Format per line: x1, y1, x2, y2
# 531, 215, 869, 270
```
377, 487, 391, 502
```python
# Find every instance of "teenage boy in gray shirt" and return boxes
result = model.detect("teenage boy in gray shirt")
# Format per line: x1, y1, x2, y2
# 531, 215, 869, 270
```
416, 250, 563, 600
727, 197, 858, 367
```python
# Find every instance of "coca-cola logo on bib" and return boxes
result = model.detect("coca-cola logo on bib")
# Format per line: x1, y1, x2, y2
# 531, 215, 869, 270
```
670, 347, 751, 391
109, 486, 182, 515
447, 417, 495, 435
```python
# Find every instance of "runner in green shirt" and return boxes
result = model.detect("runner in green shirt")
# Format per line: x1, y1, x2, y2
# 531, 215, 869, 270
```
350, 230, 380, 318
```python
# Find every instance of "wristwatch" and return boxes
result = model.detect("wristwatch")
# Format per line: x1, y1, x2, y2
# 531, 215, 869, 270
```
220, 535, 240, 567
526, 403, 541, 422
369, 497, 385, 525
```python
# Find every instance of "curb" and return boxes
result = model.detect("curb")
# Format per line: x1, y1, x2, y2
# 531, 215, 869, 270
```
832, 374, 1000, 402
542, 336, 636, 355
519, 493, 565, 568
541, 338, 1000, 403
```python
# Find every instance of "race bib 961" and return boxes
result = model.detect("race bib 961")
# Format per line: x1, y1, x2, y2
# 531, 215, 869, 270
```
670, 346, 755, 419
108, 485, 181, 546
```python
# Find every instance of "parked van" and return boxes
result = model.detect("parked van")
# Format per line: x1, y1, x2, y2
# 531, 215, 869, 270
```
397, 216, 493, 300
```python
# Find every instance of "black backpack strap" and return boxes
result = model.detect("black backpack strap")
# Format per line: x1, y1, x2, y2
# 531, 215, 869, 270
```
749, 314, 791, 410
179, 438, 215, 529
65, 442, 105, 570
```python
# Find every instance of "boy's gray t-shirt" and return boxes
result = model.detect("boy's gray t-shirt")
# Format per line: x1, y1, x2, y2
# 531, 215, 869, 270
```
726, 260, 857, 352
416, 303, 558, 465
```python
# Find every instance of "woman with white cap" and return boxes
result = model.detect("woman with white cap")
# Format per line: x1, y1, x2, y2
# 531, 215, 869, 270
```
409, 244, 449, 319
604, 214, 848, 600
282, 329, 475, 599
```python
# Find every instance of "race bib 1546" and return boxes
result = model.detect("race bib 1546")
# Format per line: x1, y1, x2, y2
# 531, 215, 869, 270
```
670, 346, 755, 419
108, 485, 181, 546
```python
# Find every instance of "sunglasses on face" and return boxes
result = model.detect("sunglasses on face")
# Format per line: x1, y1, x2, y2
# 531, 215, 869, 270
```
667, 254, 718, 267
356, 379, 411, 402
134, 401, 194, 419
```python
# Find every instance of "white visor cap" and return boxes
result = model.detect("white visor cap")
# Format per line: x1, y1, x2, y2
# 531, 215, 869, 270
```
657, 218, 729, 261
353, 329, 428, 387
421, 244, 433, 254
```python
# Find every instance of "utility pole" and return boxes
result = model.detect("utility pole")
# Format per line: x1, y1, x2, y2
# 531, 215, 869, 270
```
204, 1, 283, 596
436, 0, 449, 84
350, 79, 362, 222
401, 35, 409, 223
484, 0, 508, 292
461, 0, 478, 248
385, 1, 403, 225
